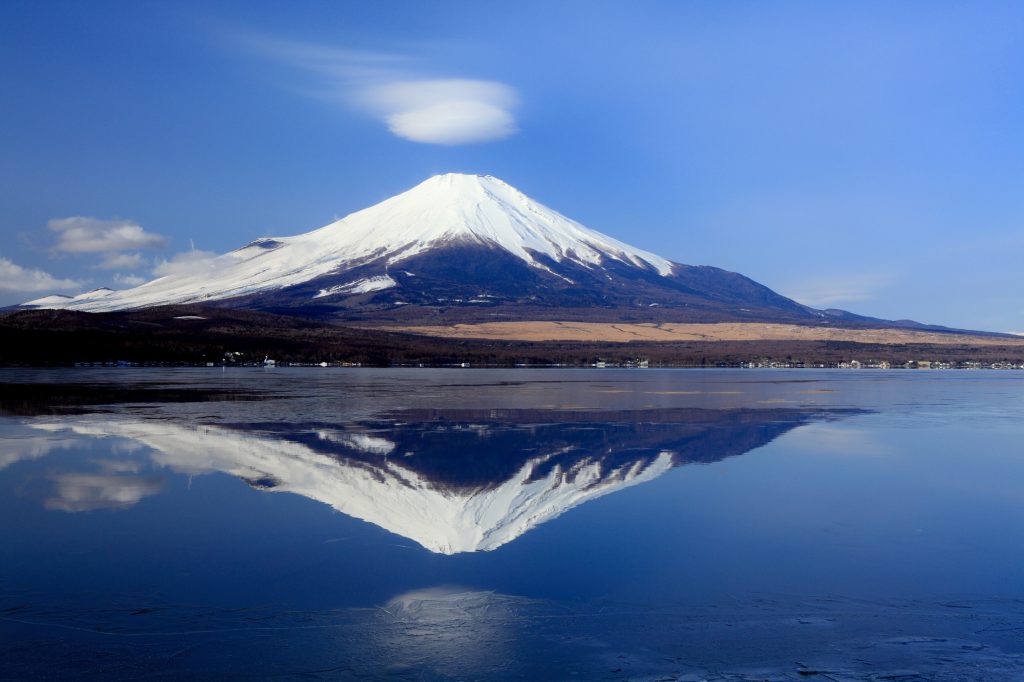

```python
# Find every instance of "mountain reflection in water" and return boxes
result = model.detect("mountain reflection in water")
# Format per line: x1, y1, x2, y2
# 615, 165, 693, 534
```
22, 406, 850, 554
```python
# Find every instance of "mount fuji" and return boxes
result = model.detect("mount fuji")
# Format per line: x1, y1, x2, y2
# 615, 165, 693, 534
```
24, 173, 831, 324
29, 405, 833, 554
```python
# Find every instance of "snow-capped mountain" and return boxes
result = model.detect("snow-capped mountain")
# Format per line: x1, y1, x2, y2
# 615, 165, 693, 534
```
27, 407, 823, 553
23, 174, 815, 323
30, 418, 674, 554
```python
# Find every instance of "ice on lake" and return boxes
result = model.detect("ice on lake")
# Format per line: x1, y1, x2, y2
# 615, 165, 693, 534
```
2, 368, 1023, 679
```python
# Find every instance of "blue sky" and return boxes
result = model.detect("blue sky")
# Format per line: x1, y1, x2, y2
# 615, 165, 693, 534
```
1, 1, 1021, 332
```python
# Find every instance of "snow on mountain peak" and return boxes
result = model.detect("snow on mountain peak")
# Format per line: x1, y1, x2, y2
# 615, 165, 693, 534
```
33, 417, 676, 554
23, 173, 675, 311
329, 172, 675, 275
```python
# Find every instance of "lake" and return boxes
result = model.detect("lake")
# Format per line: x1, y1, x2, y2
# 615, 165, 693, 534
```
1, 368, 1023, 680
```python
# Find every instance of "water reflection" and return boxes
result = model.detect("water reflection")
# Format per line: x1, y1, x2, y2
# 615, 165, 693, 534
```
44, 471, 164, 512
13, 405, 849, 553
375, 587, 528, 675
4, 370, 1024, 680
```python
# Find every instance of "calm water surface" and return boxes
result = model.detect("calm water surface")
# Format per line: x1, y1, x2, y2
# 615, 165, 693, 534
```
1, 368, 1023, 680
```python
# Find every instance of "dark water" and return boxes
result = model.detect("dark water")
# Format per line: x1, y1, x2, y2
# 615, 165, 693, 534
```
1, 368, 1023, 680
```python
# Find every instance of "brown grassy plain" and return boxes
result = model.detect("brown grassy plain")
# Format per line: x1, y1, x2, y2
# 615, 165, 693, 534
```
377, 321, 1024, 346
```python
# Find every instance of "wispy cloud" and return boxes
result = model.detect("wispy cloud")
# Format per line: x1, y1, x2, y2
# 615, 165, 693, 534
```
49, 217, 167, 254
97, 252, 146, 271
37, 217, 167, 292
235, 34, 519, 145
113, 273, 146, 287
0, 256, 80, 293
152, 249, 219, 277
45, 472, 163, 512
0, 434, 79, 470
781, 273, 895, 308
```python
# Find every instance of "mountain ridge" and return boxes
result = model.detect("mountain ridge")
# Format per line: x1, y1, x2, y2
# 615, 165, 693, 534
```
14, 174, 958, 332
28, 406, 830, 553
25, 174, 677, 313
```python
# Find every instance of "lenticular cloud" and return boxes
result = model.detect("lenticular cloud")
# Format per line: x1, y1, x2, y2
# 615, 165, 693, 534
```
364, 79, 519, 145
233, 33, 521, 146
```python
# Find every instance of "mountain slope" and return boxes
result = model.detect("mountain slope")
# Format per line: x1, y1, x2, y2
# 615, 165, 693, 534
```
22, 174, 829, 324
30, 406, 825, 553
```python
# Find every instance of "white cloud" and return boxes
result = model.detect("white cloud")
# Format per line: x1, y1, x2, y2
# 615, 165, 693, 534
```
45, 472, 163, 512
0, 435, 79, 470
113, 273, 146, 287
97, 252, 145, 270
152, 249, 219, 277
781, 273, 895, 308
0, 257, 80, 293
49, 217, 167, 254
238, 34, 519, 145
365, 80, 518, 145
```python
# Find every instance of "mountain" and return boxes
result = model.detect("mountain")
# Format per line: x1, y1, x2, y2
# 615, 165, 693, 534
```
27, 406, 837, 553
23, 173, 834, 324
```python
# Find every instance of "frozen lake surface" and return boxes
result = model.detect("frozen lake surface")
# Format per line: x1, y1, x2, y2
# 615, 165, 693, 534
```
1, 368, 1023, 679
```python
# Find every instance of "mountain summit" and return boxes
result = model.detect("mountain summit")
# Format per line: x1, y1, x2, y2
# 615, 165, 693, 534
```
25, 173, 819, 323
310, 173, 676, 276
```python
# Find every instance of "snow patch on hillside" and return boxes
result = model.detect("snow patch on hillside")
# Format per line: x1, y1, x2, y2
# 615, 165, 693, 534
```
317, 430, 396, 455
314, 275, 397, 299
